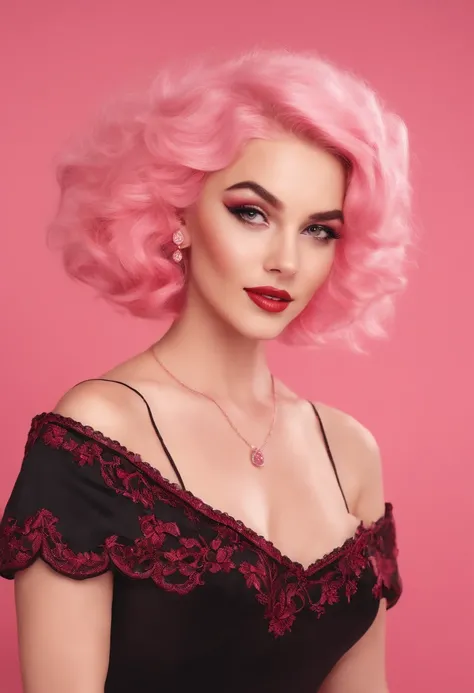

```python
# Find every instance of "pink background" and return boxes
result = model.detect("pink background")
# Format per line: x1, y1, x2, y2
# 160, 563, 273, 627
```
1, 2, 472, 691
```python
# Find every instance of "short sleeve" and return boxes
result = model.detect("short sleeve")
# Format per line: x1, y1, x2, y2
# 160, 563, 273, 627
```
0, 413, 150, 580
368, 502, 403, 609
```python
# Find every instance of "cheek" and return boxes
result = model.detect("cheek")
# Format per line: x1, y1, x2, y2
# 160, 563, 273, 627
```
301, 247, 336, 295
193, 208, 250, 276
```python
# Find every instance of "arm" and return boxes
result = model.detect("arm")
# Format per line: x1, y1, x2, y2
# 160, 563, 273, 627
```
13, 383, 131, 693
15, 562, 112, 693
319, 413, 390, 693
319, 602, 388, 693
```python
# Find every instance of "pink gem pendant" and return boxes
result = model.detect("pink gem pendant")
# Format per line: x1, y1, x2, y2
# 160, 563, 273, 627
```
250, 447, 265, 467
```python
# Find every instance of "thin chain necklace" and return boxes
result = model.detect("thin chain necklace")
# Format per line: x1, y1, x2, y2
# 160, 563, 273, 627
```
151, 348, 277, 468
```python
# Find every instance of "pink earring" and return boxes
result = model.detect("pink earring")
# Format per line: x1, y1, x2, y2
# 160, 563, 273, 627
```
172, 229, 184, 263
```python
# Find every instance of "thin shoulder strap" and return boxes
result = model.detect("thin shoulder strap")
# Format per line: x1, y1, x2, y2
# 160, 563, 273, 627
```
77, 378, 187, 491
309, 402, 350, 514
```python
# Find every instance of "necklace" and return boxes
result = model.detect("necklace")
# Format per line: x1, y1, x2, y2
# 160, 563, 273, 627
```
151, 349, 277, 468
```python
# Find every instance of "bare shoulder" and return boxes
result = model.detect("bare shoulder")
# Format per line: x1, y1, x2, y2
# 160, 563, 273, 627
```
53, 378, 144, 444
314, 401, 385, 523
276, 381, 384, 516
315, 402, 380, 456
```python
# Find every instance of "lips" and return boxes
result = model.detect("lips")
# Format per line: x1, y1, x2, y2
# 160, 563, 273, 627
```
245, 286, 293, 301
244, 286, 293, 314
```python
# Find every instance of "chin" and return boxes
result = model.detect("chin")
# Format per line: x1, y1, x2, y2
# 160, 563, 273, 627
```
212, 300, 301, 342
233, 316, 293, 342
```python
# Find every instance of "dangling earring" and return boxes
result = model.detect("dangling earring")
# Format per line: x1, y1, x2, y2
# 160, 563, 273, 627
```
172, 229, 184, 263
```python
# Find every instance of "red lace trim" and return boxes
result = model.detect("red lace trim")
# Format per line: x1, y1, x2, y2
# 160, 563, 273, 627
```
2, 505, 394, 636
28, 413, 397, 575
1, 414, 401, 636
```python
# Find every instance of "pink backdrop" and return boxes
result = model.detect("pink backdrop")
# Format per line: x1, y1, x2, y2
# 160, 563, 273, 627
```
1, 2, 472, 691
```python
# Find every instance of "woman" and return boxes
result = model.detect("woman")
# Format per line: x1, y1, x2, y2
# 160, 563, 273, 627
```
0, 49, 411, 692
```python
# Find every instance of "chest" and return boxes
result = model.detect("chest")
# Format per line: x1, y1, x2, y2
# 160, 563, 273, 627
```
105, 499, 380, 692
125, 392, 360, 569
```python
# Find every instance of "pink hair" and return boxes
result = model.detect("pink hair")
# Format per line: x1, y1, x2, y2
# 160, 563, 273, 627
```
48, 49, 413, 351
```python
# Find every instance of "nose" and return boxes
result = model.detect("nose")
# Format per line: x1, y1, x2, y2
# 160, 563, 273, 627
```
263, 229, 298, 277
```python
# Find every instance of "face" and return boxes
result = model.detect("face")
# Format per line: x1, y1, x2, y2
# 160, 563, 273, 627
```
182, 135, 346, 341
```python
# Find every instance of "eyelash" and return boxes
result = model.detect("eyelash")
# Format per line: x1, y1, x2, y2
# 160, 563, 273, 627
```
226, 205, 342, 242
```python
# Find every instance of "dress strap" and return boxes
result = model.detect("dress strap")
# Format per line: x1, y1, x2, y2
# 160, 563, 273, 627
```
309, 402, 350, 514
75, 378, 187, 491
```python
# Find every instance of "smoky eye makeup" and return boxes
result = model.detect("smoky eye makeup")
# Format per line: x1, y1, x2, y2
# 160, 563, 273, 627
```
225, 204, 342, 243
305, 224, 342, 242
222, 188, 344, 241
224, 202, 268, 225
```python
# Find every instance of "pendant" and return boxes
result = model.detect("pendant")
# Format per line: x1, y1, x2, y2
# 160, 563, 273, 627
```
250, 447, 265, 468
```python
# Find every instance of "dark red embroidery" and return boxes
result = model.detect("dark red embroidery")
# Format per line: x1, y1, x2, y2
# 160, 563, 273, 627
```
1, 505, 399, 634
0, 413, 402, 635
112, 514, 241, 593
368, 510, 401, 606
24, 415, 44, 455
37, 421, 160, 511
238, 530, 374, 636
1, 509, 109, 576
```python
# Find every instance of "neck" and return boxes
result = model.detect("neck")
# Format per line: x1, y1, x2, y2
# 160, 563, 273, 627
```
151, 296, 273, 406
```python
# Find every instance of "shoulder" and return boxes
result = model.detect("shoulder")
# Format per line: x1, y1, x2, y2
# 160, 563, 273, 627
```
315, 402, 380, 457
53, 379, 144, 447
277, 381, 382, 478
314, 402, 385, 523
2, 383, 151, 582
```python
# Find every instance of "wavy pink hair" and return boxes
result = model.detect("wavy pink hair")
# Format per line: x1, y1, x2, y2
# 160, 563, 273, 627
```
48, 49, 413, 351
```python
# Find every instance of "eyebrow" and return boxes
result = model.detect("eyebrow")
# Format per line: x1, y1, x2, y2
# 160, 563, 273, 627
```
224, 180, 344, 224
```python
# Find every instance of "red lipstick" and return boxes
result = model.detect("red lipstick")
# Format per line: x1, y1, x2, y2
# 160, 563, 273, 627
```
244, 286, 293, 313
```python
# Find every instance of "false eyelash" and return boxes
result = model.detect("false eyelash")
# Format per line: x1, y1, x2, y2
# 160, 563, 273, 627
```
226, 204, 342, 242
308, 225, 342, 241
226, 205, 266, 224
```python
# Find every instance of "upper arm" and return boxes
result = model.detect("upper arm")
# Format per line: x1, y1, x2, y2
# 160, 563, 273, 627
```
11, 382, 131, 693
319, 602, 388, 693
53, 379, 132, 438
15, 560, 113, 693
318, 407, 390, 692
317, 403, 386, 522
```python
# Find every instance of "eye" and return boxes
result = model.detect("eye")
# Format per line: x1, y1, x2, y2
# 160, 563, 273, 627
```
304, 224, 342, 242
226, 205, 267, 225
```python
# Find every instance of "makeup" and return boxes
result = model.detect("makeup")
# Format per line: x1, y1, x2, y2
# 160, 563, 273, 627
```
244, 286, 293, 313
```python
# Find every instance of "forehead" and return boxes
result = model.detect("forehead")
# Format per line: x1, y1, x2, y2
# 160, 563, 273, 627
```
204, 136, 346, 208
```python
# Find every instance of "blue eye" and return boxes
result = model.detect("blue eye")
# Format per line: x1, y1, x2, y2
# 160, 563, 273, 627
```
226, 205, 267, 225
305, 225, 341, 242
226, 205, 342, 242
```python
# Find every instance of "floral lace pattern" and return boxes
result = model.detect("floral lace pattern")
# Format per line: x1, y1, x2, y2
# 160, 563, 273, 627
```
1, 414, 401, 636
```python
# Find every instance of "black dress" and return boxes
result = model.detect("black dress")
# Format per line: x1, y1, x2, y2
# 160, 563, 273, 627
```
0, 383, 402, 692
